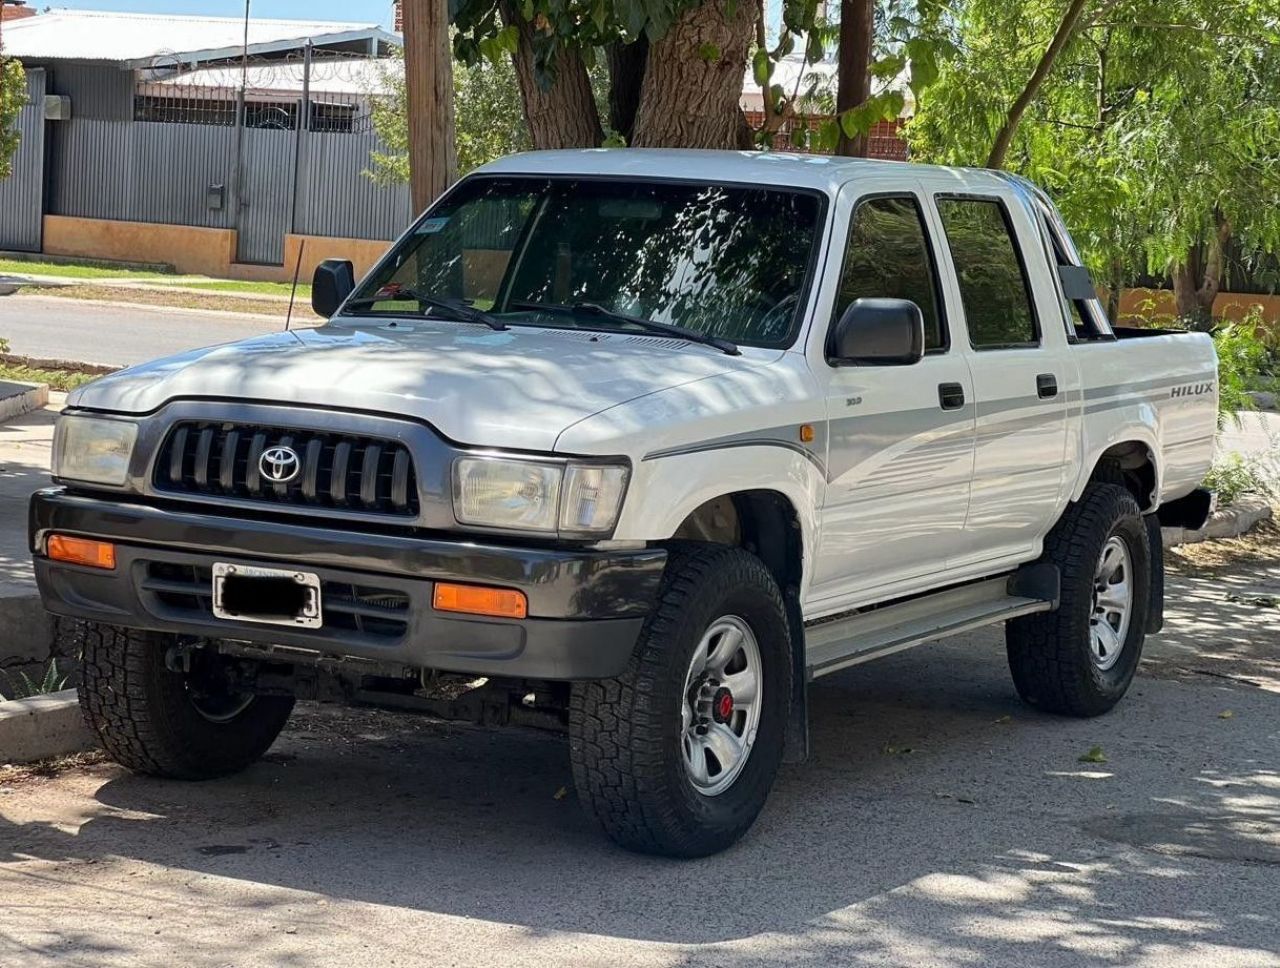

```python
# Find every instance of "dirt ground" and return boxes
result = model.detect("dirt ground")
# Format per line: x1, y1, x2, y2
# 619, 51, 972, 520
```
1, 531, 1278, 968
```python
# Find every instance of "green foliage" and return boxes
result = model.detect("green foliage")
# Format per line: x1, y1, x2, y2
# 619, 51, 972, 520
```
0, 659, 69, 702
1214, 314, 1272, 424
0, 56, 25, 180
1202, 452, 1278, 506
907, 1, 1280, 296
366, 48, 530, 185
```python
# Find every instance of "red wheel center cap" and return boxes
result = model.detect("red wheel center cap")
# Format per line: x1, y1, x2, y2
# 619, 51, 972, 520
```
712, 687, 734, 724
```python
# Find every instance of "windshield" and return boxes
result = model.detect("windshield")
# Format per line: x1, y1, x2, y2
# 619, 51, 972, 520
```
344, 176, 826, 348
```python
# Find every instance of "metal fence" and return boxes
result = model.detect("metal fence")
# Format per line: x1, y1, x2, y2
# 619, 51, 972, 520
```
43, 52, 411, 265
0, 68, 47, 252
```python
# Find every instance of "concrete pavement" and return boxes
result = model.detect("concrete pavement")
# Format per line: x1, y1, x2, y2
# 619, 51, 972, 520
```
0, 294, 305, 367
0, 585, 1277, 968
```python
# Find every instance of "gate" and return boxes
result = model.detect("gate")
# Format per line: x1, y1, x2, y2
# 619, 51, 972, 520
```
0, 68, 47, 252
235, 127, 295, 265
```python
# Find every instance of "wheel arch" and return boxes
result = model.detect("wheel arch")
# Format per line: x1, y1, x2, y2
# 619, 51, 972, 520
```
1074, 436, 1161, 513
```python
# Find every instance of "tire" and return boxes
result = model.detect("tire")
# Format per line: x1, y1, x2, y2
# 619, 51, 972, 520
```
1006, 483, 1150, 717
569, 544, 792, 858
78, 622, 295, 779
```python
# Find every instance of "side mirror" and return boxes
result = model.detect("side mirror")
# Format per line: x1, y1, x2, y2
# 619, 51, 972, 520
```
312, 259, 355, 318
828, 297, 924, 366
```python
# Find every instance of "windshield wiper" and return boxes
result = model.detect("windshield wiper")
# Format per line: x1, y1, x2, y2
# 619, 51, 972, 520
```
509, 301, 740, 356
345, 289, 508, 331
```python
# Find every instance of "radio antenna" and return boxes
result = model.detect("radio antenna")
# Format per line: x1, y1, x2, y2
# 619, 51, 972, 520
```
285, 239, 305, 332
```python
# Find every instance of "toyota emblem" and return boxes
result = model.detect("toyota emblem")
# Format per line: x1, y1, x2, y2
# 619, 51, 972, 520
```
260, 445, 301, 484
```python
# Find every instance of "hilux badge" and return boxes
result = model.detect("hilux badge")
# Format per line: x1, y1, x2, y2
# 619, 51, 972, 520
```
260, 445, 301, 484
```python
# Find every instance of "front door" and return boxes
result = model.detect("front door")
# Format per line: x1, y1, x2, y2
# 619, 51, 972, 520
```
808, 187, 976, 615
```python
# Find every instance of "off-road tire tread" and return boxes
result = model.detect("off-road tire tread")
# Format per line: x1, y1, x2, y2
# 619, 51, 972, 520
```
1006, 483, 1148, 717
78, 622, 293, 779
569, 544, 790, 857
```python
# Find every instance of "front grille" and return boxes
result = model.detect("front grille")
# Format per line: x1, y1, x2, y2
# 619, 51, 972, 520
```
140, 562, 412, 640
154, 421, 419, 516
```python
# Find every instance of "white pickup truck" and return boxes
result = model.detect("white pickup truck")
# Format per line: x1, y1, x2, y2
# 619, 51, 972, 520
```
32, 150, 1218, 857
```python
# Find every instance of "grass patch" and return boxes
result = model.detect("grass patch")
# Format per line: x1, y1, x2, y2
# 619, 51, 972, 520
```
1, 258, 309, 299
0, 257, 169, 281
0, 360, 100, 391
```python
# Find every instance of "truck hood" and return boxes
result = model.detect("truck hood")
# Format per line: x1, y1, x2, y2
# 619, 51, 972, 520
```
69, 322, 778, 451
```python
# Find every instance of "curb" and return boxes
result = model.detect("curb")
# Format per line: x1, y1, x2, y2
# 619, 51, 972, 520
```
0, 689, 93, 765
0, 380, 49, 422
1162, 498, 1273, 548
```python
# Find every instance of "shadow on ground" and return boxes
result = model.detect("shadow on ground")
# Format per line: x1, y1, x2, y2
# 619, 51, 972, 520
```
2, 633, 1277, 966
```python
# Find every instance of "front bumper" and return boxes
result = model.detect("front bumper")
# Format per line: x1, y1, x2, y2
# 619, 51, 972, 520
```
29, 488, 665, 680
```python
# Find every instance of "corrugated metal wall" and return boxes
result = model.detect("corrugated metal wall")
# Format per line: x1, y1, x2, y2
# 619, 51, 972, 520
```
46, 119, 410, 261
50, 120, 237, 228
0, 68, 47, 252
295, 130, 411, 241
47, 63, 134, 121
11, 60, 412, 266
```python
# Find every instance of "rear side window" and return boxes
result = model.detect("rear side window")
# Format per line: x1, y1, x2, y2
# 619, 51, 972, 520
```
833, 196, 946, 351
936, 197, 1038, 349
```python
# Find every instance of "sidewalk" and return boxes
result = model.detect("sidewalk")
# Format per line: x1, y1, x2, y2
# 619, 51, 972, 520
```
0, 271, 298, 304
0, 396, 59, 677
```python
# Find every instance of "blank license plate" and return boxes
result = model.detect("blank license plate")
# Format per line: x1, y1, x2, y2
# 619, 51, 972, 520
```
212, 563, 322, 629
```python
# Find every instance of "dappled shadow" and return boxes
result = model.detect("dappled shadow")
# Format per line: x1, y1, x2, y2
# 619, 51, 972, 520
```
2, 634, 1278, 964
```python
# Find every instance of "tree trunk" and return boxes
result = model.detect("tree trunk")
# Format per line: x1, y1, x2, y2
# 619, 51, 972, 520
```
986, 0, 1091, 169
1171, 213, 1231, 331
502, 2, 603, 149
402, 0, 456, 214
631, 0, 761, 149
608, 38, 649, 144
835, 0, 874, 157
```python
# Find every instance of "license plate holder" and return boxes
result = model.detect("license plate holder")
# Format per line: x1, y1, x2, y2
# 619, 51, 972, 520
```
211, 563, 322, 629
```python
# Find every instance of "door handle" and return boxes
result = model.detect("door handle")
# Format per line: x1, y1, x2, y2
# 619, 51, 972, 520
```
938, 382, 966, 411
1036, 374, 1058, 399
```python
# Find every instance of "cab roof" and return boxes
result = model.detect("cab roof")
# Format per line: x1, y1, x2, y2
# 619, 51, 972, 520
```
476, 149, 1011, 196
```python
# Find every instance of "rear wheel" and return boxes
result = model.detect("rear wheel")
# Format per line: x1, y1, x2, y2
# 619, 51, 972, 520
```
1006, 483, 1150, 717
78, 622, 294, 779
569, 545, 792, 858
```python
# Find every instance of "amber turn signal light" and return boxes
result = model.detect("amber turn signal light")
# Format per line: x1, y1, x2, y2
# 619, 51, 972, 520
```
433, 582, 527, 619
47, 534, 116, 570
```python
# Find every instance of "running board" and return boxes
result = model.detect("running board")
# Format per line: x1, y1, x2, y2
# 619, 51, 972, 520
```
804, 565, 1059, 681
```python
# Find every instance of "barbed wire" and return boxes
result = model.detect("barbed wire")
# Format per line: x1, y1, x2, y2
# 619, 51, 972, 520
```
132, 48, 399, 133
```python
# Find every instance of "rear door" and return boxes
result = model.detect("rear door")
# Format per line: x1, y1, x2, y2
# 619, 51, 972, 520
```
807, 181, 976, 613
927, 191, 1073, 569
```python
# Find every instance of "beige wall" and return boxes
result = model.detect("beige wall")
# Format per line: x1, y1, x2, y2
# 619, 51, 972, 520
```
42, 216, 392, 284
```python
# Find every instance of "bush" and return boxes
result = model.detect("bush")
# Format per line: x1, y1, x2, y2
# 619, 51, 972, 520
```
1212, 310, 1273, 426
1202, 452, 1278, 507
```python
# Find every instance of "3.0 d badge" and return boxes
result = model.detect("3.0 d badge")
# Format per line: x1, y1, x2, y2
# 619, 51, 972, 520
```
260, 445, 301, 484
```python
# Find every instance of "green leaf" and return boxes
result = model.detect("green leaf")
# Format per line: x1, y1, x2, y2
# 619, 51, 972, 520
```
752, 48, 771, 88
1078, 746, 1108, 764
698, 43, 721, 64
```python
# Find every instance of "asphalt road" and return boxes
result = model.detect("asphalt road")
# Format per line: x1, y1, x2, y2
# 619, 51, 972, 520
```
0, 294, 297, 367
2, 545, 1278, 967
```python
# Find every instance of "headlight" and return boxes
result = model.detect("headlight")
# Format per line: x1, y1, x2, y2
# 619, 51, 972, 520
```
53, 415, 138, 486
452, 457, 629, 535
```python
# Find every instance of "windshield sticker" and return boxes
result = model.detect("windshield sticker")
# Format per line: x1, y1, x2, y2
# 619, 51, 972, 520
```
417, 217, 449, 234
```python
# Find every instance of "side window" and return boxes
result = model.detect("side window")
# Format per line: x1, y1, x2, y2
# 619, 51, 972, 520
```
832, 195, 946, 351
935, 197, 1038, 349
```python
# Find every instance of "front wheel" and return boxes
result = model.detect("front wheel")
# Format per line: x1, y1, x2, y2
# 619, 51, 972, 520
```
78, 622, 295, 779
1006, 483, 1150, 717
569, 545, 792, 857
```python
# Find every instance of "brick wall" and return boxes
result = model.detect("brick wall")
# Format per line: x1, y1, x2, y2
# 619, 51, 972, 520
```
743, 112, 909, 160
1, 2, 37, 21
